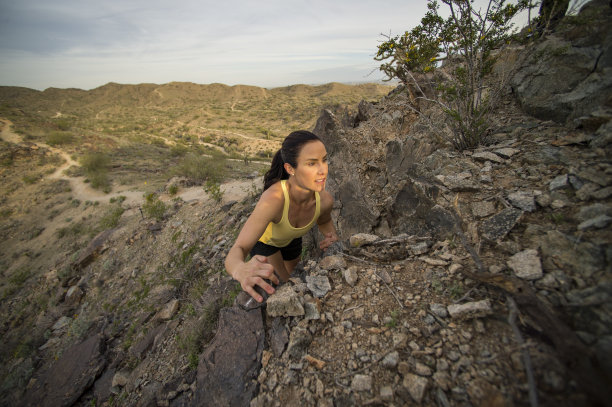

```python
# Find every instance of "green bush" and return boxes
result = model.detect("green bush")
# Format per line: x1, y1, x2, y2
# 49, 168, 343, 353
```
173, 153, 225, 183
375, 0, 528, 150
170, 144, 189, 157
80, 152, 111, 192
22, 173, 41, 185
168, 184, 179, 195
80, 151, 110, 172
46, 131, 74, 146
142, 193, 167, 221
204, 179, 223, 202
100, 205, 125, 229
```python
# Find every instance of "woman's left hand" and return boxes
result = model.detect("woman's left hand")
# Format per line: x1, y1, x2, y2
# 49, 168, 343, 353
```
319, 232, 338, 251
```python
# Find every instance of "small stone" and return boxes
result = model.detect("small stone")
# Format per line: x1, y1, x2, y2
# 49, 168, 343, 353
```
381, 351, 399, 369
430, 303, 448, 318
318, 255, 346, 270
306, 275, 331, 298
398, 361, 411, 376
592, 186, 612, 200
343, 267, 359, 287
112, 370, 130, 388
577, 203, 612, 222
157, 299, 180, 320
403, 373, 428, 403
409, 241, 430, 255
551, 199, 567, 209
447, 300, 492, 319
303, 298, 320, 320
415, 362, 432, 376
472, 151, 505, 164
378, 269, 392, 284
304, 354, 326, 370
575, 183, 599, 200
267, 285, 305, 317
494, 147, 519, 158
52, 316, 72, 332
65, 285, 84, 305
549, 174, 569, 191
507, 191, 536, 212
351, 374, 372, 392
507, 249, 543, 280
480, 208, 523, 242
420, 257, 448, 266
379, 386, 394, 401
436, 359, 449, 371
577, 215, 612, 231
448, 263, 463, 274
349, 233, 379, 247
535, 193, 552, 207
287, 327, 312, 360
471, 201, 496, 218
433, 371, 452, 391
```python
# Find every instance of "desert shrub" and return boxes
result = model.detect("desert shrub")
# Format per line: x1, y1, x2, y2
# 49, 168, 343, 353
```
142, 193, 167, 221
80, 151, 110, 172
151, 137, 167, 148
170, 144, 189, 157
54, 118, 75, 131
56, 221, 87, 238
46, 131, 74, 146
173, 153, 225, 183
9, 267, 30, 287
375, 0, 528, 150
80, 152, 111, 192
168, 184, 179, 195
99, 205, 125, 229
109, 195, 126, 204
0, 208, 13, 218
22, 173, 41, 185
204, 179, 224, 203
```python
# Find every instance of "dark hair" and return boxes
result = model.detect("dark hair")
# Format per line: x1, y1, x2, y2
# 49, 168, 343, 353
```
263, 130, 322, 191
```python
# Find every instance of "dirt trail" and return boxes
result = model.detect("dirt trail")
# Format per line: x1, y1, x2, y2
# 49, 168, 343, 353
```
0, 118, 259, 206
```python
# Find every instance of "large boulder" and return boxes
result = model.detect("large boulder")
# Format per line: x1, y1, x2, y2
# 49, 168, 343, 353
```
196, 307, 265, 406
24, 334, 106, 407
511, 1, 612, 129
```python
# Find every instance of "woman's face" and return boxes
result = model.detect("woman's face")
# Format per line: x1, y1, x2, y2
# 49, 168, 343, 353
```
288, 140, 328, 192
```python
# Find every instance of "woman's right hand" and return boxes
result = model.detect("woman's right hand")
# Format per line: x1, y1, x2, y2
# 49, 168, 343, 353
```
232, 255, 278, 302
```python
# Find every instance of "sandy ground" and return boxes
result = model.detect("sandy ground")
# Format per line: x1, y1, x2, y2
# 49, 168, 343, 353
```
0, 118, 260, 206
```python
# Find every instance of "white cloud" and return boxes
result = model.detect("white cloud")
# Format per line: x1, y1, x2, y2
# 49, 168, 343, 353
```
0, 0, 530, 90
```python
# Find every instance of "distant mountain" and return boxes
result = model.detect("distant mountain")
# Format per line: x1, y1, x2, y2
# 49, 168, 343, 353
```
0, 81, 393, 117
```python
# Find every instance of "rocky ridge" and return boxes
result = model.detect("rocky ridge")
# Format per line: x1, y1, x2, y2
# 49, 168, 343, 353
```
1, 3, 611, 406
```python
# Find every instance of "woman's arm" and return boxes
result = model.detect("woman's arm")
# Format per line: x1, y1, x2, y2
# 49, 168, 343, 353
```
225, 186, 282, 302
317, 191, 338, 251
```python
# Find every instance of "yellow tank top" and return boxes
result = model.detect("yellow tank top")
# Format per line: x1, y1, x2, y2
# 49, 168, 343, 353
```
259, 180, 321, 247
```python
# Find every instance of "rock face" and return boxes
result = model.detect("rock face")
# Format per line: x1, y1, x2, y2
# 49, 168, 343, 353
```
24, 334, 106, 407
5, 6, 612, 407
511, 0, 612, 129
196, 307, 265, 406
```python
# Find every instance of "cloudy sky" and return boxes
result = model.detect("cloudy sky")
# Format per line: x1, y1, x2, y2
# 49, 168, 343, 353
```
0, 0, 531, 91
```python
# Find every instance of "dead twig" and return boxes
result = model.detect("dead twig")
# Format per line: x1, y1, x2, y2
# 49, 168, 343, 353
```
447, 206, 612, 406
507, 295, 539, 407
476, 342, 536, 364
382, 279, 405, 310
451, 286, 478, 304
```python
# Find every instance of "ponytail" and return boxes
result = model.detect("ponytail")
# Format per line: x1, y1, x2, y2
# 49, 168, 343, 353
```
262, 130, 322, 191
263, 149, 289, 191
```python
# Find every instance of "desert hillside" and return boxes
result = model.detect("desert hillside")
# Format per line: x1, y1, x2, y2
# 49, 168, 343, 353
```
1, 2, 612, 406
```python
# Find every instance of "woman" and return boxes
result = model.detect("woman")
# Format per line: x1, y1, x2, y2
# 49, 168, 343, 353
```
225, 130, 338, 304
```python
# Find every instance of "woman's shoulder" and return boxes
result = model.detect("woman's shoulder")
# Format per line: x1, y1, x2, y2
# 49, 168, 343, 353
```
257, 181, 285, 208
